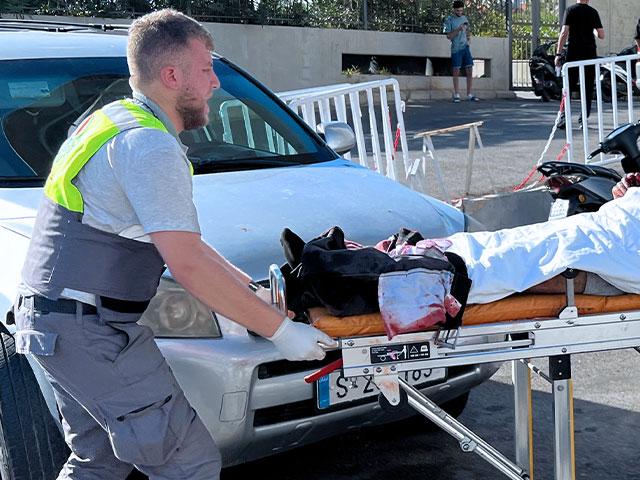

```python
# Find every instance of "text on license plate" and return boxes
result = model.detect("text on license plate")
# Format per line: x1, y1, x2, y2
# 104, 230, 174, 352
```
316, 368, 445, 409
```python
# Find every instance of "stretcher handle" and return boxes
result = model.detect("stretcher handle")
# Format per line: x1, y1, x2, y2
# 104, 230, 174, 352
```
304, 358, 343, 384
268, 264, 287, 314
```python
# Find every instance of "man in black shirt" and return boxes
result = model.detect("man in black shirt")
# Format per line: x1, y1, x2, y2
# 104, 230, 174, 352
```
555, 0, 605, 128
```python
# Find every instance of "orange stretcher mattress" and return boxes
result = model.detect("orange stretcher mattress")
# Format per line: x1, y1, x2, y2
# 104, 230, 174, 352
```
309, 293, 640, 338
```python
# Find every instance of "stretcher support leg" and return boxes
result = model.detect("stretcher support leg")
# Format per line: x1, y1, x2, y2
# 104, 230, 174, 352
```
550, 355, 575, 480
513, 359, 534, 479
397, 377, 529, 480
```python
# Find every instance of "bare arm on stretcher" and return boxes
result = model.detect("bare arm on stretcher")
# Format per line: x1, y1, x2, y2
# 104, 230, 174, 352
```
612, 173, 640, 199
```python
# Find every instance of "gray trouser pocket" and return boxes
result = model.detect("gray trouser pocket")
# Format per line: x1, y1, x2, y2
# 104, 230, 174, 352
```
14, 303, 58, 356
99, 364, 194, 466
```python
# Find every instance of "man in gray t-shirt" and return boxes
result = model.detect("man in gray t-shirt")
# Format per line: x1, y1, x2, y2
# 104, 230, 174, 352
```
14, 9, 335, 480
443, 1, 478, 102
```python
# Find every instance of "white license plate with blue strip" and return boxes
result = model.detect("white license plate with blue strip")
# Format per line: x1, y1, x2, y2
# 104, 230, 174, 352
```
317, 368, 445, 409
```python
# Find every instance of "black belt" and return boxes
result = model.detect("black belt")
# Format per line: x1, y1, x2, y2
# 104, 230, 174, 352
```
22, 295, 150, 315
22, 295, 96, 315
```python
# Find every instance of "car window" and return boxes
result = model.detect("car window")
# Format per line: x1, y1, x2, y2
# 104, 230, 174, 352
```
0, 57, 131, 180
184, 60, 335, 174
0, 56, 335, 184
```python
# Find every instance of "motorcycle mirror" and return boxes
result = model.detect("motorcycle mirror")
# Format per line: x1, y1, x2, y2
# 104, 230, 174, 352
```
587, 147, 604, 159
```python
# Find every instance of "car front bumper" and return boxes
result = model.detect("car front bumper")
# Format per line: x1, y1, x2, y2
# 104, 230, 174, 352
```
158, 333, 501, 467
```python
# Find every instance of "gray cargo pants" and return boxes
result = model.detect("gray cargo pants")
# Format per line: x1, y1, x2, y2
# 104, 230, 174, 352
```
14, 295, 221, 480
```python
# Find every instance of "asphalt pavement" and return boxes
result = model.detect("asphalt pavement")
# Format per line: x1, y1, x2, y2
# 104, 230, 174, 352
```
223, 94, 640, 480
225, 350, 640, 479
399, 92, 627, 201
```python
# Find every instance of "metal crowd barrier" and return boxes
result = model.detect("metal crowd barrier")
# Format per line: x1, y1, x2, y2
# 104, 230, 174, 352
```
278, 79, 413, 189
562, 53, 640, 165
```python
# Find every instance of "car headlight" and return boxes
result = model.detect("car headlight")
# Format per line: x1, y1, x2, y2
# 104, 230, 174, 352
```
138, 278, 222, 338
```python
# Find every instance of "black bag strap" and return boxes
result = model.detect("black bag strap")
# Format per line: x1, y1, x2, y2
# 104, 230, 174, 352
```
444, 251, 472, 329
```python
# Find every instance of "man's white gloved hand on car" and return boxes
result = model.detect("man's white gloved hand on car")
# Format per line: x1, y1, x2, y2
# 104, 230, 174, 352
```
268, 317, 337, 361
254, 284, 337, 361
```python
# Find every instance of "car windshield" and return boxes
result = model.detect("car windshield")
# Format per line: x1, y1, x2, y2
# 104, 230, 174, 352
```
0, 56, 335, 185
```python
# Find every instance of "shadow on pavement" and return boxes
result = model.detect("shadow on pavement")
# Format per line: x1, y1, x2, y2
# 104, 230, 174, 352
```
223, 378, 640, 480
403, 97, 563, 150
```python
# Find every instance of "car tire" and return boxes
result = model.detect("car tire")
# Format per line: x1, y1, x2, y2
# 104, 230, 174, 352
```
0, 331, 69, 480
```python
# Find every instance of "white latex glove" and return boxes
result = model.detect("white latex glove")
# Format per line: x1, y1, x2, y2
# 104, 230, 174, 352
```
268, 317, 338, 361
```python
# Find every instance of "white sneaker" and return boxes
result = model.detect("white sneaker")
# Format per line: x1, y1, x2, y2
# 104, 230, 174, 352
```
467, 94, 479, 102
453, 94, 461, 103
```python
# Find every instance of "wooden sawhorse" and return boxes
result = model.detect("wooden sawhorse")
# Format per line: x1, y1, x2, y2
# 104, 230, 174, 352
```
414, 121, 497, 200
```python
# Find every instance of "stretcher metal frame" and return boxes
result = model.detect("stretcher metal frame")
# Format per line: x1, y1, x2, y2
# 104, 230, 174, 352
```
269, 265, 640, 480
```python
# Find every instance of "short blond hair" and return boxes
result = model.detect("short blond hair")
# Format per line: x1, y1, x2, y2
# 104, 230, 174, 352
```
127, 9, 214, 86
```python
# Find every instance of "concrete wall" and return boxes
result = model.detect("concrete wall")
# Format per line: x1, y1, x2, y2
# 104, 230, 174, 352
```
208, 24, 511, 100
15, 14, 511, 100
589, 0, 640, 55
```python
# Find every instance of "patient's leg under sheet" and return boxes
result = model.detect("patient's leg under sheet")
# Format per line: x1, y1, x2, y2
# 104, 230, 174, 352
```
446, 189, 640, 304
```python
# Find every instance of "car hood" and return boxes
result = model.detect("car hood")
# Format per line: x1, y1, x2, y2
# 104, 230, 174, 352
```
0, 160, 464, 281
193, 160, 463, 280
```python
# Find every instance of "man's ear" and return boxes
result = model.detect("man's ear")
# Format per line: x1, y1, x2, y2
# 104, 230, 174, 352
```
159, 65, 182, 91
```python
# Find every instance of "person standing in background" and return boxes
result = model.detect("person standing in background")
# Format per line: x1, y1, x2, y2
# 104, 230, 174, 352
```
555, 0, 605, 128
443, 0, 479, 102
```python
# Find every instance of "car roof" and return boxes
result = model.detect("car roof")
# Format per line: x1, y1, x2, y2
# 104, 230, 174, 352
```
0, 20, 224, 61
0, 29, 129, 60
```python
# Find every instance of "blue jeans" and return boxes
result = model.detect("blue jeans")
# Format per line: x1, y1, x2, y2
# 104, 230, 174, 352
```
451, 46, 473, 70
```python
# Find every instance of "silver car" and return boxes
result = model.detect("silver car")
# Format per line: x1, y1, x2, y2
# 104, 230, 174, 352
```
0, 20, 500, 479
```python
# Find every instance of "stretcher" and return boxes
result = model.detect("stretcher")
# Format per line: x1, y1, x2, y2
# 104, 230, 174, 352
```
268, 265, 640, 480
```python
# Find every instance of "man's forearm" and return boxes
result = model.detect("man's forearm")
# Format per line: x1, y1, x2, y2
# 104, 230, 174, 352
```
151, 232, 284, 337
446, 27, 460, 41
174, 244, 284, 336
556, 26, 569, 55
201, 239, 253, 286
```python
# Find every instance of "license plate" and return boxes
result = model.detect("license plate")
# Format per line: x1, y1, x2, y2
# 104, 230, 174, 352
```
548, 198, 570, 220
316, 368, 446, 409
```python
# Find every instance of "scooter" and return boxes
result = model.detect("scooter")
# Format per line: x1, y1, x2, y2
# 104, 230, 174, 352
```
588, 121, 640, 173
538, 161, 620, 219
530, 40, 563, 102
537, 121, 640, 219
538, 121, 640, 220
599, 44, 640, 102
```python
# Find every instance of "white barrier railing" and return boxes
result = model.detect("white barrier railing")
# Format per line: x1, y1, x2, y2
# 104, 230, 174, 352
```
562, 53, 640, 165
218, 99, 293, 155
278, 79, 410, 185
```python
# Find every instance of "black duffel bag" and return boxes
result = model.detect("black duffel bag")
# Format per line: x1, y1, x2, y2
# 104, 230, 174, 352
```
280, 226, 471, 330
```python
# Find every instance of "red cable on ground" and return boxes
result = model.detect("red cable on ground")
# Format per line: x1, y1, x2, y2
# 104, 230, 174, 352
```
512, 164, 540, 191
556, 143, 570, 161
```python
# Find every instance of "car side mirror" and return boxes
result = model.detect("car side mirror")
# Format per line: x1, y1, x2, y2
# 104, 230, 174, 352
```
316, 122, 356, 155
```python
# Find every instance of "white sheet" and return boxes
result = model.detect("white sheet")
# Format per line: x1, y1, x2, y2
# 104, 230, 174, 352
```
446, 188, 640, 304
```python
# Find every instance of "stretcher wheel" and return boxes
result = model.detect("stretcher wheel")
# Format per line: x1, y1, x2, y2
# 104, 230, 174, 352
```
377, 389, 408, 413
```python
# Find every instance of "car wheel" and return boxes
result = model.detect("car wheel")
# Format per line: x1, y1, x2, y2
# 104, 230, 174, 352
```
0, 331, 69, 480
